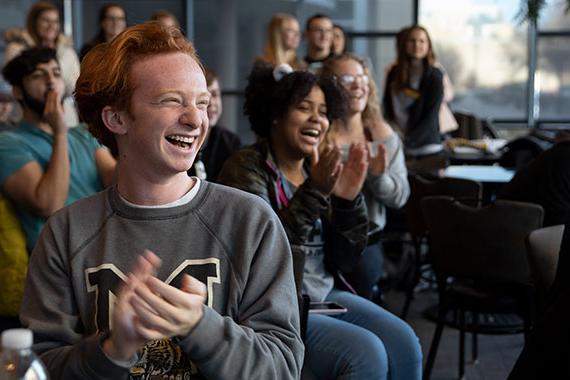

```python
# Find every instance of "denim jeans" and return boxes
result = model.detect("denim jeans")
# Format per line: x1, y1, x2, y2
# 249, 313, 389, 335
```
305, 289, 422, 380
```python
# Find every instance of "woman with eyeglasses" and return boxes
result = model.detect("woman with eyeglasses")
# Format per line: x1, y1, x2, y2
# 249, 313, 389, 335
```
255, 13, 305, 70
79, 3, 127, 61
321, 53, 411, 300
382, 25, 446, 173
220, 63, 420, 380
4, 1, 80, 126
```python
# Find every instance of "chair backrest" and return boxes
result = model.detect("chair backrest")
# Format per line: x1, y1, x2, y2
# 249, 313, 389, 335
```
526, 224, 565, 297
422, 196, 544, 286
406, 175, 482, 240
452, 111, 483, 140
499, 134, 552, 170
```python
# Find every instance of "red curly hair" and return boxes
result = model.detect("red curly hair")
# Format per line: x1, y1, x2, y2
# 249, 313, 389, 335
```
75, 21, 202, 156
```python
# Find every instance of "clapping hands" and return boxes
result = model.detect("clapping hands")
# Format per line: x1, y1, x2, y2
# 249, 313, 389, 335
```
310, 144, 343, 196
333, 142, 369, 201
310, 143, 369, 201
103, 250, 207, 362
368, 142, 388, 176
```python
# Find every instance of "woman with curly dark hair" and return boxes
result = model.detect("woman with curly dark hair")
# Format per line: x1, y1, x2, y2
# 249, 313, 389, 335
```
219, 64, 421, 379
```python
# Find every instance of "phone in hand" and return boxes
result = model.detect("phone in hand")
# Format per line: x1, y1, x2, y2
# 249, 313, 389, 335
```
309, 301, 348, 315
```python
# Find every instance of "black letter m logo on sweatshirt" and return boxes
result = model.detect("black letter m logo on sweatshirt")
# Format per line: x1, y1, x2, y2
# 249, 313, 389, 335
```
85, 259, 220, 332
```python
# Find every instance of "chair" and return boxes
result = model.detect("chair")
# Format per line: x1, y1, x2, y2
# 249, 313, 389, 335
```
526, 224, 565, 313
400, 175, 482, 319
451, 111, 498, 140
421, 196, 543, 380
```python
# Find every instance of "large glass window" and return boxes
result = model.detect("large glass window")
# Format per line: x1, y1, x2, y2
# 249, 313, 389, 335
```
537, 37, 570, 120
419, 0, 527, 121
536, 0, 570, 122
538, 0, 570, 30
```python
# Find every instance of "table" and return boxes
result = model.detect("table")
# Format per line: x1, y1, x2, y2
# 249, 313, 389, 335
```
443, 165, 515, 203
447, 139, 508, 166
448, 150, 502, 166
443, 165, 515, 183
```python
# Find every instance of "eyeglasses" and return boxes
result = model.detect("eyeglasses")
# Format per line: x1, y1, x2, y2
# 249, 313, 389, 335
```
337, 74, 369, 87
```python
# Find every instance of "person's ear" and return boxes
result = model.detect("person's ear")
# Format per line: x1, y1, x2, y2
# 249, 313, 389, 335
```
101, 106, 128, 135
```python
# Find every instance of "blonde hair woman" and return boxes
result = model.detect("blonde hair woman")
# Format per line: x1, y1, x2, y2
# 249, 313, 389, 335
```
321, 53, 411, 305
256, 13, 305, 70
322, 53, 409, 229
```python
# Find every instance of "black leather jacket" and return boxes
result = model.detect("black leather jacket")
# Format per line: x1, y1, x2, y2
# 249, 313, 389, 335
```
218, 139, 369, 275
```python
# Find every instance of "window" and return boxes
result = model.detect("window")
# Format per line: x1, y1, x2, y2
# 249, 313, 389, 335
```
536, 0, 570, 123
419, 0, 527, 121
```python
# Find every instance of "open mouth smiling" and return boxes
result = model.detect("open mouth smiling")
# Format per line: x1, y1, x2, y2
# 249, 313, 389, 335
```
300, 128, 321, 138
165, 134, 196, 149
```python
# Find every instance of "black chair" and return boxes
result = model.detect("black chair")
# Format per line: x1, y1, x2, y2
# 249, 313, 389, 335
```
451, 111, 499, 140
421, 196, 543, 380
400, 175, 482, 319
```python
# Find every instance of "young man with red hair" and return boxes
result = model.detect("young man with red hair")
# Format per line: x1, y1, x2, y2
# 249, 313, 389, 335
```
20, 21, 303, 379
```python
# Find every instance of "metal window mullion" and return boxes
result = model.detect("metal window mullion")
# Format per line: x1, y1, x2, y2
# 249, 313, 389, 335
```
527, 19, 538, 128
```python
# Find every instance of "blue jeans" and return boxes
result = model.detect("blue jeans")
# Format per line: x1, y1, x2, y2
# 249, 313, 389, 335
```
305, 289, 422, 380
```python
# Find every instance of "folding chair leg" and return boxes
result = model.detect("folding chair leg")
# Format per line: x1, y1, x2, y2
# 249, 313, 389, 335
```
423, 304, 447, 380
472, 313, 479, 363
459, 310, 466, 379
401, 239, 422, 319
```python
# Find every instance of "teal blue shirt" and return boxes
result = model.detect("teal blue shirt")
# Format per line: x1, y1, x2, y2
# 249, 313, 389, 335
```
0, 122, 104, 251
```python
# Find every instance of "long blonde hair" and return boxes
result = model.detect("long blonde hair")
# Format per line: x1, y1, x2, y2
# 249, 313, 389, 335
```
259, 13, 301, 68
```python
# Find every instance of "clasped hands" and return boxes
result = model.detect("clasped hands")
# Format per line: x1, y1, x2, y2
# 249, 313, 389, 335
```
103, 250, 207, 362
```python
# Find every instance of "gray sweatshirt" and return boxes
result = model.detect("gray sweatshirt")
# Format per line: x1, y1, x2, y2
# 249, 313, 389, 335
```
364, 133, 410, 229
20, 182, 303, 379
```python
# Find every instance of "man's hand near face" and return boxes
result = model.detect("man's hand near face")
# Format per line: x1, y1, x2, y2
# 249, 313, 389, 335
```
43, 86, 67, 135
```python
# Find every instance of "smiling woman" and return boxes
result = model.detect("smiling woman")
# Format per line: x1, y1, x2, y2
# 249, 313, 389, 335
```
256, 13, 305, 70
219, 64, 422, 379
